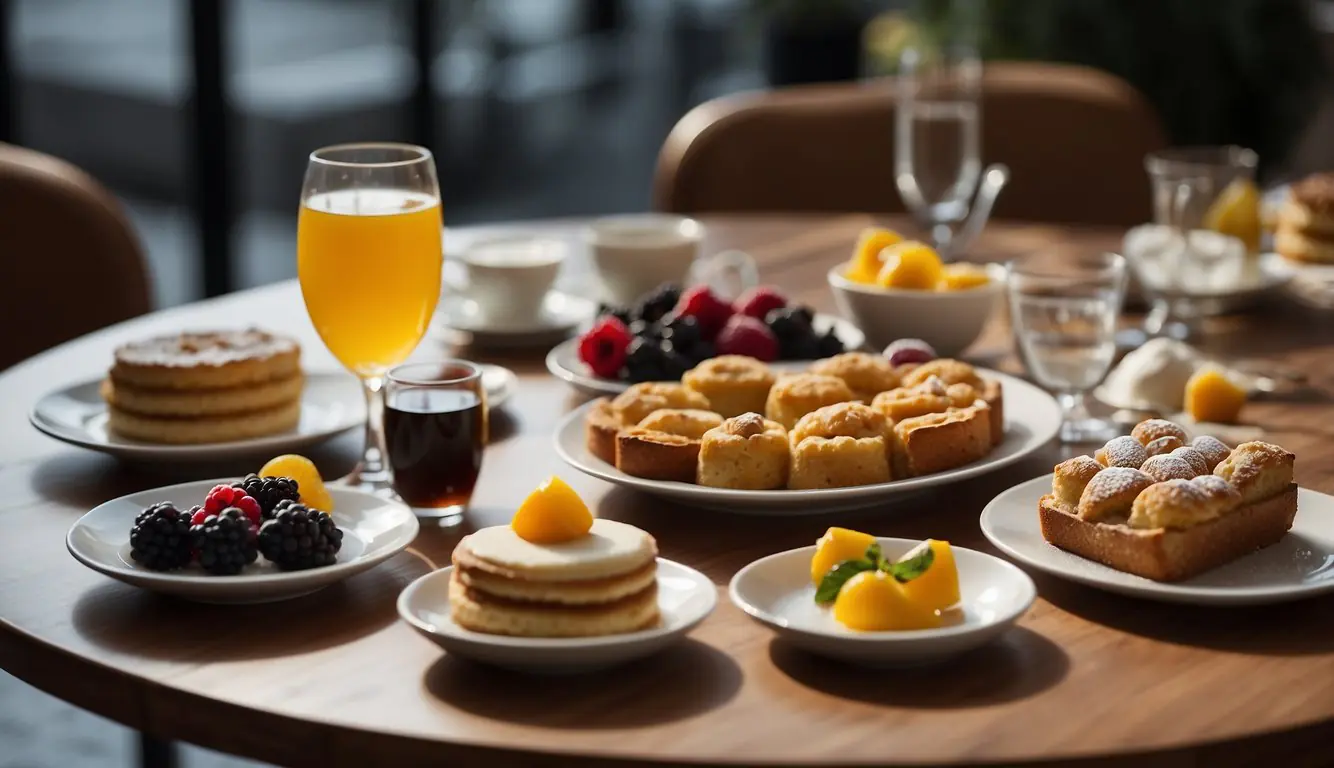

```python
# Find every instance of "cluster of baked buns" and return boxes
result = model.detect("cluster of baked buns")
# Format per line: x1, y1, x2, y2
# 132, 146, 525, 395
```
584, 353, 1004, 490
1039, 418, 1297, 582
102, 330, 304, 444
1274, 172, 1334, 264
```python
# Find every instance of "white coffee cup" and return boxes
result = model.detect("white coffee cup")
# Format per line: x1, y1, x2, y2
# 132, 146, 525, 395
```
458, 236, 566, 327
586, 214, 757, 306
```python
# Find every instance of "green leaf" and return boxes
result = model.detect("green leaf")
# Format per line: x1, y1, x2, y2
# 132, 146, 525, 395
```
886, 546, 935, 583
864, 542, 883, 566
814, 559, 876, 604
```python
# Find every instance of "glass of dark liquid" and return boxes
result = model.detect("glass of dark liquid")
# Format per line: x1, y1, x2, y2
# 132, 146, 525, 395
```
383, 361, 487, 522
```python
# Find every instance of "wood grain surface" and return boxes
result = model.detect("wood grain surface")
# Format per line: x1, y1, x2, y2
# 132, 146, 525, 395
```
4, 215, 1334, 768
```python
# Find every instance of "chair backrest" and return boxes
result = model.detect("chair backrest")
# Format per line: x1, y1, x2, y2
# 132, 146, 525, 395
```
655, 61, 1168, 228
0, 143, 151, 370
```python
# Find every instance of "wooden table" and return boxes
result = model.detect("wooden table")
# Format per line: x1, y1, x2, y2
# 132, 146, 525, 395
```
4, 215, 1334, 768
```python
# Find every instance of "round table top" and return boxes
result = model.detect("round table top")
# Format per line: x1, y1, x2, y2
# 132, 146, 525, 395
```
5, 214, 1334, 768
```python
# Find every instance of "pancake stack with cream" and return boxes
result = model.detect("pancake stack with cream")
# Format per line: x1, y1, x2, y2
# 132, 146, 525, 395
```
449, 477, 660, 637
101, 330, 303, 444
1275, 173, 1334, 264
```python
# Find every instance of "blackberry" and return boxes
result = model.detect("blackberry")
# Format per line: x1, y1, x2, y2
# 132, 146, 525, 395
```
661, 314, 701, 352
129, 502, 193, 571
816, 327, 845, 357
627, 319, 661, 341
636, 284, 681, 324
623, 337, 665, 383
258, 500, 343, 571
191, 508, 258, 575
233, 473, 300, 519
597, 303, 634, 327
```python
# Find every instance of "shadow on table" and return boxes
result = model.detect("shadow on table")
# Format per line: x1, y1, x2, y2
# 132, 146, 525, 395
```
70, 556, 420, 661
767, 627, 1068, 708
424, 638, 742, 727
1039, 577, 1334, 656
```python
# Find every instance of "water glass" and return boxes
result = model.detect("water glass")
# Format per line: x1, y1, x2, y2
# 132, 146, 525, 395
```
894, 41, 982, 255
1008, 253, 1128, 443
383, 361, 487, 523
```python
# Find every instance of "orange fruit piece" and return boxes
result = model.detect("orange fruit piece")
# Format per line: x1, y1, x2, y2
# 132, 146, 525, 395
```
511, 476, 594, 544
876, 241, 944, 290
259, 454, 334, 512
810, 527, 876, 585
896, 540, 960, 612
939, 262, 991, 291
1184, 366, 1247, 424
847, 228, 904, 283
1203, 178, 1262, 254
832, 570, 941, 631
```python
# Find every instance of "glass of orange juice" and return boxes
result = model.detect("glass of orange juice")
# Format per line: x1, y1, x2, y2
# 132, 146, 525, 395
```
298, 143, 443, 490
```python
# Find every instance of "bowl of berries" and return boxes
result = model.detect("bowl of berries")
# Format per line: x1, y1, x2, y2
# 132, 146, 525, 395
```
65, 455, 418, 603
548, 283, 865, 396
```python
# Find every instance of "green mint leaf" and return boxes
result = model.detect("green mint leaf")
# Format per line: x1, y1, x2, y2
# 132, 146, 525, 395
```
864, 542, 883, 567
887, 546, 935, 583
814, 559, 876, 604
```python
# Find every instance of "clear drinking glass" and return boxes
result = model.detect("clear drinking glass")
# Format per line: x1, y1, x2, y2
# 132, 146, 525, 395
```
1008, 253, 1128, 443
894, 39, 983, 256
383, 361, 487, 523
297, 143, 443, 491
1130, 146, 1258, 341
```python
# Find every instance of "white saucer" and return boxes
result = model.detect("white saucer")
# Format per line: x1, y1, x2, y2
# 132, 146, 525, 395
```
980, 475, 1334, 605
437, 292, 595, 346
30, 372, 363, 462
67, 479, 419, 604
397, 558, 716, 673
553, 370, 1062, 514
1123, 225, 1293, 302
544, 313, 866, 397
479, 364, 517, 411
729, 538, 1035, 666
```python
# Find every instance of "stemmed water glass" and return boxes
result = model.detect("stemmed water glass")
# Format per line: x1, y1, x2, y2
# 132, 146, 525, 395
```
297, 143, 444, 491
1008, 253, 1128, 443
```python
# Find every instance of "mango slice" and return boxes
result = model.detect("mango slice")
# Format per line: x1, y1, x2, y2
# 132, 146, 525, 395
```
847, 228, 904, 284
833, 570, 941, 631
939, 263, 991, 291
810, 527, 877, 585
1203, 179, 1262, 254
876, 241, 944, 290
897, 540, 960, 612
511, 476, 593, 544
1184, 366, 1247, 424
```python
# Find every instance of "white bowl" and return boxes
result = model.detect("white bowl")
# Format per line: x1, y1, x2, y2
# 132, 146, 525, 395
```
398, 558, 717, 673
827, 262, 1005, 357
729, 537, 1035, 666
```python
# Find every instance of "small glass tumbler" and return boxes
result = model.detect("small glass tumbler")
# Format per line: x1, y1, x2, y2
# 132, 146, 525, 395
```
383, 361, 487, 522
1008, 253, 1128, 443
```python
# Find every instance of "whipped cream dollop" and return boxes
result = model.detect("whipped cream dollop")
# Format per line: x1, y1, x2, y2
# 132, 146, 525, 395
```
1100, 338, 1202, 412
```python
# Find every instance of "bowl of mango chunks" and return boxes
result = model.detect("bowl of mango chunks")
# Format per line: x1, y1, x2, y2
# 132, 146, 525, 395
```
828, 228, 1004, 357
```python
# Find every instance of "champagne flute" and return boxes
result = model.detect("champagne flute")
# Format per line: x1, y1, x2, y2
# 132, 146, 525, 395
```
297, 143, 443, 491
894, 40, 982, 256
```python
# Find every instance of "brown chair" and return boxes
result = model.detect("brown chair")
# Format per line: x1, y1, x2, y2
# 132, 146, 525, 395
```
655, 61, 1168, 227
0, 143, 151, 370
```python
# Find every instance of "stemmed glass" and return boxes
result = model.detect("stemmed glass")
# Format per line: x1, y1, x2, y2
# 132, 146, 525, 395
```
1008, 253, 1128, 443
894, 38, 983, 256
297, 143, 443, 491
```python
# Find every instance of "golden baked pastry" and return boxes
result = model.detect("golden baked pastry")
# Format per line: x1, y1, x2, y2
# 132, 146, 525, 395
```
764, 373, 856, 430
1140, 454, 1199, 483
681, 356, 775, 418
1213, 441, 1295, 505
1052, 455, 1103, 509
584, 398, 623, 464
1170, 446, 1211, 477
108, 330, 301, 390
889, 402, 991, 478
870, 375, 976, 423
1131, 418, 1188, 447
789, 435, 892, 490
1275, 173, 1334, 263
808, 352, 901, 401
106, 400, 301, 444
1128, 476, 1240, 530
1076, 467, 1155, 522
611, 382, 711, 426
1143, 435, 1185, 457
697, 413, 789, 490
1094, 435, 1147, 469
1190, 435, 1232, 472
615, 408, 723, 483
900, 359, 1003, 446
789, 402, 889, 445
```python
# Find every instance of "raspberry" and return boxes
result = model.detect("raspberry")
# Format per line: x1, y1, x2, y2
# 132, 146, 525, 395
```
202, 485, 261, 526
734, 286, 787, 320
189, 505, 208, 526
715, 315, 779, 361
883, 338, 937, 367
577, 316, 633, 379
673, 286, 733, 340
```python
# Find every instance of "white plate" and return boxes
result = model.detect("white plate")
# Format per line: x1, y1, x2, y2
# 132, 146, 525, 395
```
436, 291, 595, 347
729, 538, 1035, 666
553, 370, 1062, 514
30, 372, 363, 462
479, 364, 517, 411
544, 313, 866, 398
1123, 225, 1293, 301
980, 475, 1334, 605
397, 558, 716, 673
67, 479, 419, 604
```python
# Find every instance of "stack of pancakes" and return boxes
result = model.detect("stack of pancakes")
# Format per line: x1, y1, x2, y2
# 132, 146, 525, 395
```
450, 519, 660, 637
102, 330, 303, 444
1274, 173, 1334, 264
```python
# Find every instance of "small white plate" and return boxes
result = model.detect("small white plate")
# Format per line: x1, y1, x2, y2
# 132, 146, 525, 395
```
479, 364, 517, 411
436, 292, 595, 347
980, 475, 1334, 605
67, 479, 419, 604
729, 538, 1035, 666
30, 372, 363, 462
553, 370, 1062, 514
544, 313, 866, 398
397, 558, 716, 673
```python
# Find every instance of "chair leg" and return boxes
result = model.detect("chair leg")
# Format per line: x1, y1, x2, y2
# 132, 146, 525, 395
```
138, 732, 180, 768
